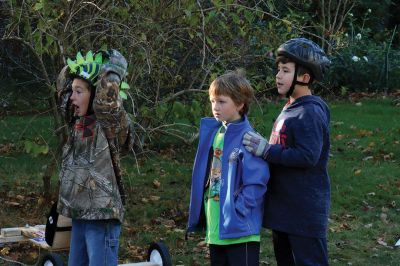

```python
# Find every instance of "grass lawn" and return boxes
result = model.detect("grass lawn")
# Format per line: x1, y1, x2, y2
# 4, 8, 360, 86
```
0, 98, 399, 265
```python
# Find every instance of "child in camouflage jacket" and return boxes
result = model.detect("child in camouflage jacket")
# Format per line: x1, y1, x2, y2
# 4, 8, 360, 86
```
56, 49, 134, 266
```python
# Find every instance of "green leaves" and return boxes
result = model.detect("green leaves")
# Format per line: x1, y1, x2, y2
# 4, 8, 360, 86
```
33, 1, 44, 11
24, 140, 48, 157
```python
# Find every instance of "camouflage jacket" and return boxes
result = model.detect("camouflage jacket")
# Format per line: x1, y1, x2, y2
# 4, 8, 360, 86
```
56, 69, 134, 222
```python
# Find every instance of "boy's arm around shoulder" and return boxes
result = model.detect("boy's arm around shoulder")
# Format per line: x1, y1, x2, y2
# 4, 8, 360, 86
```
267, 105, 329, 167
234, 146, 270, 217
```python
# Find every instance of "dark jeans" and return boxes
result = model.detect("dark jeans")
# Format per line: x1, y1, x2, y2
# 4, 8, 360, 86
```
209, 241, 260, 266
272, 230, 328, 266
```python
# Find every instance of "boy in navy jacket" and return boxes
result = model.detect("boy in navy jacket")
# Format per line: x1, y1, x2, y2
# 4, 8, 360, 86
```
243, 38, 331, 265
188, 71, 270, 266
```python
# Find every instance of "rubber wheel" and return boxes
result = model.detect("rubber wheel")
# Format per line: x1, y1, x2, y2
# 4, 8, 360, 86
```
147, 241, 172, 266
41, 253, 64, 266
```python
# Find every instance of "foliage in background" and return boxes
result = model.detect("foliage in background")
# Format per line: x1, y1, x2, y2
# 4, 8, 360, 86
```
327, 6, 400, 94
1, 0, 400, 198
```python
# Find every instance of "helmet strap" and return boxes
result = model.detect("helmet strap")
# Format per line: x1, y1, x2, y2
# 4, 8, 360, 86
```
286, 65, 298, 98
286, 64, 312, 98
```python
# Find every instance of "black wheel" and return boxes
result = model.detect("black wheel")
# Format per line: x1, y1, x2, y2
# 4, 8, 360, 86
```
41, 253, 64, 266
147, 241, 172, 266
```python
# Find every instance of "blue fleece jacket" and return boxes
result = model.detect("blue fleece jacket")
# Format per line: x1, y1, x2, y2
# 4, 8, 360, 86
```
188, 117, 270, 239
264, 95, 330, 238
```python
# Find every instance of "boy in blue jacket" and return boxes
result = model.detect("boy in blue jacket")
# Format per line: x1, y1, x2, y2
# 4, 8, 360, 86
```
243, 38, 331, 265
187, 71, 270, 266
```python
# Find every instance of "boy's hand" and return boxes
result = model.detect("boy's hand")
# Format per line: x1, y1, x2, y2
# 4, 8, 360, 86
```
100, 49, 127, 80
242, 131, 270, 159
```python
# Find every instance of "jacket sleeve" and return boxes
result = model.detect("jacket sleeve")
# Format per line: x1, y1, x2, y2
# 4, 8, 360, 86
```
234, 149, 269, 217
93, 72, 131, 149
56, 65, 73, 124
266, 107, 327, 168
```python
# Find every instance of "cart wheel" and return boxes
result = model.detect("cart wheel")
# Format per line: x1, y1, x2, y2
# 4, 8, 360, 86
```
147, 241, 171, 266
41, 253, 64, 266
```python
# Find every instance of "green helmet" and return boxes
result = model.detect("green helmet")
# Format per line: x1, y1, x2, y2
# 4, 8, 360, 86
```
66, 49, 130, 99
67, 51, 103, 85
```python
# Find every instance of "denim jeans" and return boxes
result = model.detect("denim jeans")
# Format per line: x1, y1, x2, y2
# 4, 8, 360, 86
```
68, 219, 121, 266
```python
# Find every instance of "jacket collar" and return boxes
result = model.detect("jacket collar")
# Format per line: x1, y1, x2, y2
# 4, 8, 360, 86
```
200, 116, 249, 133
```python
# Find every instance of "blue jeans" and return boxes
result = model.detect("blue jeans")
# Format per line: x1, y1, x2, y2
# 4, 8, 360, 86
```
68, 219, 121, 266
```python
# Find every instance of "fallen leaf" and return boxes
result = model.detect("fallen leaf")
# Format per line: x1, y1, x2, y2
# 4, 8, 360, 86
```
363, 156, 374, 161
153, 179, 161, 189
37, 196, 45, 206
197, 240, 207, 247
149, 195, 160, 202
377, 238, 388, 246
357, 129, 373, 137
176, 238, 185, 248
368, 142, 375, 147
0, 247, 10, 255
364, 223, 373, 228
5, 201, 20, 207
354, 169, 362, 176
335, 134, 346, 140
332, 121, 344, 127
340, 223, 351, 230
383, 153, 394, 161
141, 198, 149, 203
380, 213, 388, 224
15, 195, 25, 201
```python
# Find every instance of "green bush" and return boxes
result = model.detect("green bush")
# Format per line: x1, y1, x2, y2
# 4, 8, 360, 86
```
326, 8, 400, 94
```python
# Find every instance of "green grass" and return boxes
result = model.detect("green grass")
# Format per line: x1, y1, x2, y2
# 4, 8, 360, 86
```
0, 98, 399, 265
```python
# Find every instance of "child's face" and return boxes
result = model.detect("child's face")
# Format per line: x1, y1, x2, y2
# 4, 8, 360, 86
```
276, 61, 296, 95
70, 78, 91, 117
209, 94, 243, 123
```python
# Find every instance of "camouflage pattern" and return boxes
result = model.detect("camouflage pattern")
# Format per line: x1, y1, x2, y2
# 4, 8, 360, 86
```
101, 49, 128, 80
57, 62, 134, 222
56, 65, 74, 125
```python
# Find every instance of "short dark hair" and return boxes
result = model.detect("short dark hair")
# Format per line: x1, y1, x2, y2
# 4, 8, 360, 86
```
276, 55, 313, 80
209, 70, 254, 115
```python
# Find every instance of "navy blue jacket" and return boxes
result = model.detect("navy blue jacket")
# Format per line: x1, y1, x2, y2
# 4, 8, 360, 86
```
264, 95, 330, 238
188, 117, 270, 239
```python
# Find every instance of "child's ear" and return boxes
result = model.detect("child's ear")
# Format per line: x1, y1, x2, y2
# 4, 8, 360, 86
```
298, 73, 311, 84
237, 103, 244, 112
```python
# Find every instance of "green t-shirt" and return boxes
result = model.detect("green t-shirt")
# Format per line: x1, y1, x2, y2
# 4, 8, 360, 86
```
204, 126, 260, 245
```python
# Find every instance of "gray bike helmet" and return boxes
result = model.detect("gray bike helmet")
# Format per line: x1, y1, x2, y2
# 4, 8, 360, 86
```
277, 37, 330, 81
277, 38, 330, 97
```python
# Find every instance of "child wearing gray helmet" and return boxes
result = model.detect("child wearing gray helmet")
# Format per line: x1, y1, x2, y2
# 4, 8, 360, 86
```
243, 38, 331, 265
